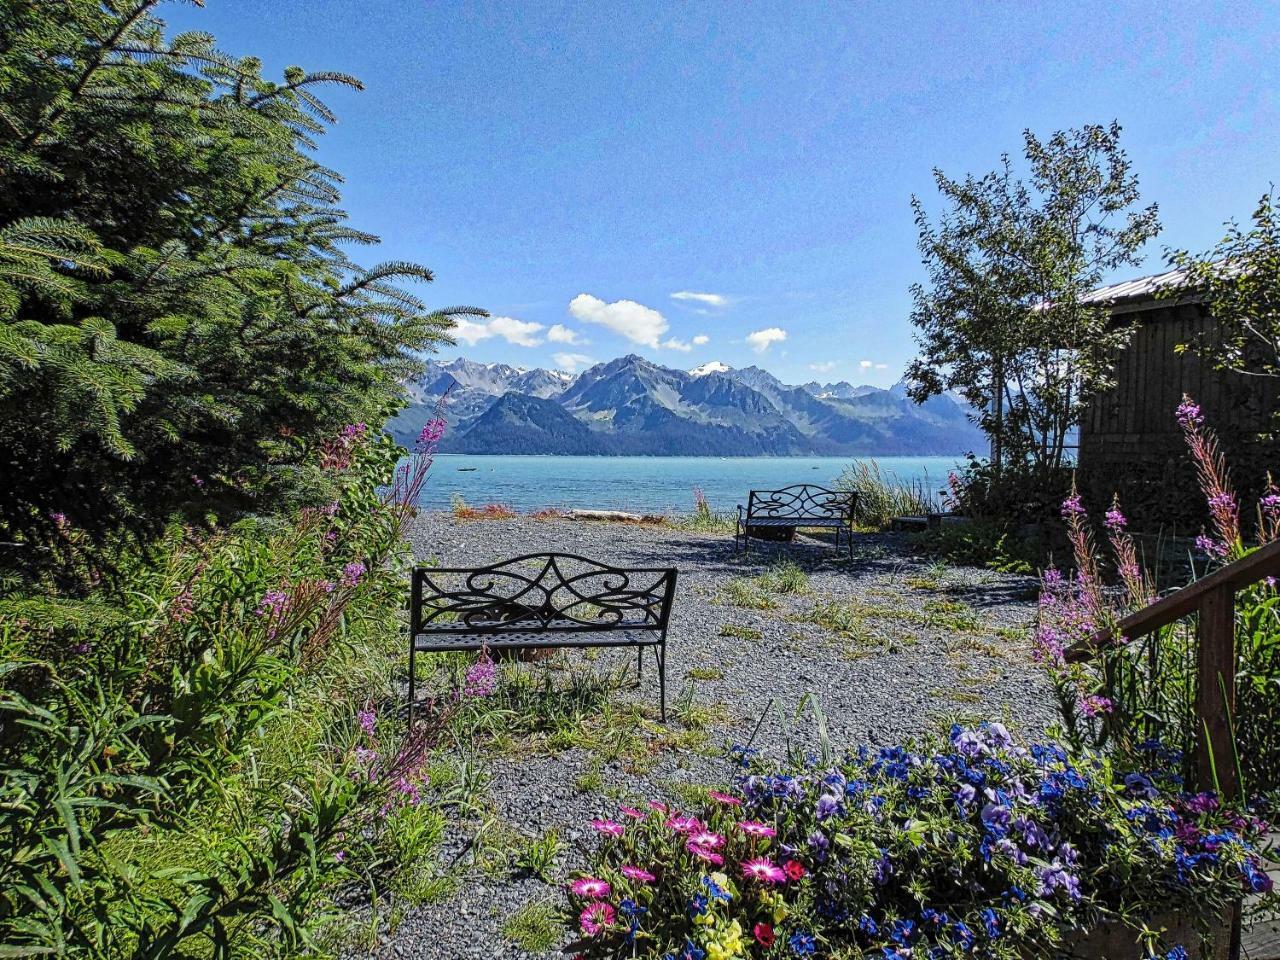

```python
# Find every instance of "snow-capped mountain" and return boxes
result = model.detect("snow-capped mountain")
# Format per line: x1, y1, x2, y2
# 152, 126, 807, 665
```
388, 355, 985, 456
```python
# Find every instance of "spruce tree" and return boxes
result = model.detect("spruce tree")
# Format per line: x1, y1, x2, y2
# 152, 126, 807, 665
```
0, 0, 480, 568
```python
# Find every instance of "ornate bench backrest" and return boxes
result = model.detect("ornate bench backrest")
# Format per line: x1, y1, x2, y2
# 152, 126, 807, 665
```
746, 484, 855, 522
412, 553, 676, 636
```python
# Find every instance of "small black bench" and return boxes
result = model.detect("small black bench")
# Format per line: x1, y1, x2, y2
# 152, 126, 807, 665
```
409, 553, 677, 721
736, 484, 858, 556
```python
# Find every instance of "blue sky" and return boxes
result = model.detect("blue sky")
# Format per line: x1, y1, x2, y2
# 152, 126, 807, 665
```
169, 0, 1280, 386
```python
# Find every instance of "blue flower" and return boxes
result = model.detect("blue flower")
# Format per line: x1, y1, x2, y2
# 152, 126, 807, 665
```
701, 875, 731, 902
980, 907, 1000, 939
1124, 772, 1158, 799
688, 892, 708, 917
858, 914, 880, 937
788, 931, 816, 955
888, 918, 916, 944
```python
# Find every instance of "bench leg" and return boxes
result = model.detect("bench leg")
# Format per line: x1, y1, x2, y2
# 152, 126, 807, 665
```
408, 641, 416, 727
656, 642, 667, 723
636, 646, 643, 683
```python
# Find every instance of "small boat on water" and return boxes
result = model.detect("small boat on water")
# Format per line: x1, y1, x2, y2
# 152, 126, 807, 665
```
457, 467, 478, 472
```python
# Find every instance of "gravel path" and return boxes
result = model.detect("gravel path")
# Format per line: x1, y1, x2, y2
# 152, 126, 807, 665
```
358, 515, 1055, 959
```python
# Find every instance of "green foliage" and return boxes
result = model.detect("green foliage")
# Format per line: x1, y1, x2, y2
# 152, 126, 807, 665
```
908, 122, 1160, 480
756, 560, 810, 595
910, 520, 1040, 575
0, 0, 481, 569
502, 900, 561, 952
0, 425, 438, 956
838, 458, 937, 529
1169, 189, 1280, 391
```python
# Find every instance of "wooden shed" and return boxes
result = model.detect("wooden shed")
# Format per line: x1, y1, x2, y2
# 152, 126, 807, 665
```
1077, 268, 1279, 526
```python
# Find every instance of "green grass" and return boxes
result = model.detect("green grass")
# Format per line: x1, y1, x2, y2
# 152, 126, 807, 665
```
837, 458, 938, 529
756, 560, 811, 594
719, 623, 763, 641
722, 560, 811, 608
687, 665, 724, 681
501, 901, 561, 952
722, 577, 778, 609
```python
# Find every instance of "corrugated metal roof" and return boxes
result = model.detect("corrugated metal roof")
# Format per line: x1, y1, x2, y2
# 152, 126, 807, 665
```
1080, 266, 1193, 306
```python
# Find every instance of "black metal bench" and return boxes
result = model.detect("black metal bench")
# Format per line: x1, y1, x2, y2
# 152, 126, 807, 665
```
409, 553, 677, 721
736, 484, 857, 556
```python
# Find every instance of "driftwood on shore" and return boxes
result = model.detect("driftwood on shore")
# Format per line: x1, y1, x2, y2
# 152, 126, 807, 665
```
564, 508, 666, 524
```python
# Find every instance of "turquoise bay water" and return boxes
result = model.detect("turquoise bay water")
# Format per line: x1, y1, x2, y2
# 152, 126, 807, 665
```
417, 455, 959, 514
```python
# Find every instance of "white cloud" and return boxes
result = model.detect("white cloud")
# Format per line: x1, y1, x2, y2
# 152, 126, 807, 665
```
810, 361, 837, 373
547, 324, 581, 344
487, 316, 544, 347
875, 363, 889, 370
859, 359, 874, 369
450, 315, 544, 347
569, 293, 669, 348
746, 327, 787, 353
553, 352, 595, 372
692, 334, 710, 346
662, 337, 693, 352
452, 317, 495, 346
670, 291, 728, 307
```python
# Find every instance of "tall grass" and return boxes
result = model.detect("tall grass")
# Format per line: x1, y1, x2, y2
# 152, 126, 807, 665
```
837, 459, 938, 529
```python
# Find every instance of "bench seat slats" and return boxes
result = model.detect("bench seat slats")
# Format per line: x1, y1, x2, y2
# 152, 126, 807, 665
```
414, 629, 660, 651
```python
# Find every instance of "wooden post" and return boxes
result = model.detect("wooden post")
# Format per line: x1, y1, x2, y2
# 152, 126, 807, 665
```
1195, 583, 1238, 798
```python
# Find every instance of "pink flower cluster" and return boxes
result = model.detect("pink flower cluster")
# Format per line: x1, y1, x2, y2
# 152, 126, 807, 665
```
463, 651, 497, 698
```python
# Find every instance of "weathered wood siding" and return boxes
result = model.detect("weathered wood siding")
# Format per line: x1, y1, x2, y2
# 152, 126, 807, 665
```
1079, 300, 1279, 527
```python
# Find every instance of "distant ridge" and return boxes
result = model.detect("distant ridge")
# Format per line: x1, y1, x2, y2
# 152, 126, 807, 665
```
388, 355, 984, 456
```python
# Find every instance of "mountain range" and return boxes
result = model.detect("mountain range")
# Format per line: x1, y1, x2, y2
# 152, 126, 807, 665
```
387, 355, 985, 456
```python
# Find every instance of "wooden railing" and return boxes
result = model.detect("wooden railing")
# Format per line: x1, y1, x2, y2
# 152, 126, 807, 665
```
1066, 537, 1280, 795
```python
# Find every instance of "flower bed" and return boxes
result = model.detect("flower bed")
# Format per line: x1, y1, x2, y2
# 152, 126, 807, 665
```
565, 724, 1272, 959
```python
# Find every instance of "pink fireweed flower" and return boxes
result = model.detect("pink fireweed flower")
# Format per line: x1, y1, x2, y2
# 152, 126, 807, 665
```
591, 819, 625, 837
1176, 397, 1203, 426
689, 830, 725, 849
416, 417, 447, 452
647, 801, 668, 813
738, 820, 776, 838
579, 901, 615, 936
620, 865, 655, 883
666, 814, 701, 834
619, 806, 645, 819
741, 857, 787, 884
1195, 534, 1229, 559
256, 589, 291, 618
358, 707, 376, 736
340, 561, 367, 588
708, 791, 742, 806
687, 841, 724, 864
463, 652, 497, 697
1104, 506, 1127, 532
1078, 694, 1114, 718
1060, 493, 1085, 518
570, 877, 611, 899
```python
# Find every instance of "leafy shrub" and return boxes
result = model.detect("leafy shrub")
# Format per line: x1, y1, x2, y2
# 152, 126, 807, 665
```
565, 724, 1272, 959
1036, 397, 1280, 805
942, 454, 1074, 524
837, 460, 937, 529
0, 416, 483, 956
909, 520, 1040, 575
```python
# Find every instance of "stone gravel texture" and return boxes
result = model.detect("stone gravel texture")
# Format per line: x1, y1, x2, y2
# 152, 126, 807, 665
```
357, 515, 1055, 959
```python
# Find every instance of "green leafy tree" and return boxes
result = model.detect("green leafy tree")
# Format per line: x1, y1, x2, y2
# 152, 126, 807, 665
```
907, 122, 1160, 483
1168, 189, 1280, 388
0, 0, 482, 568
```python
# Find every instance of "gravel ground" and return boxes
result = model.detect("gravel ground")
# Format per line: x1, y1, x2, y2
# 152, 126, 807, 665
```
357, 515, 1055, 959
